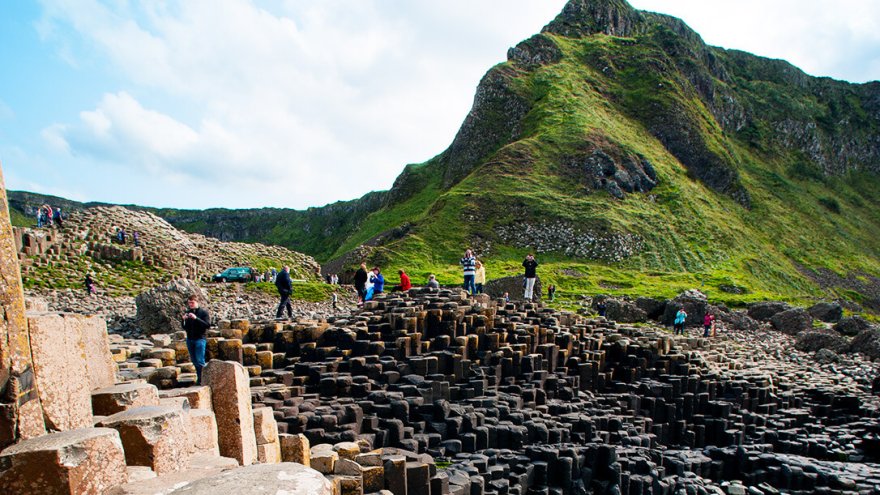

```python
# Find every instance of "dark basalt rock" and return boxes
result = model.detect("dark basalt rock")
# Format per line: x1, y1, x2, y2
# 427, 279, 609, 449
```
835, 315, 873, 336
770, 308, 813, 335
747, 301, 791, 322
808, 302, 844, 323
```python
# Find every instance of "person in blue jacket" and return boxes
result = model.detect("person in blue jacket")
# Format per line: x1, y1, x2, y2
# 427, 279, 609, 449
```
369, 267, 385, 294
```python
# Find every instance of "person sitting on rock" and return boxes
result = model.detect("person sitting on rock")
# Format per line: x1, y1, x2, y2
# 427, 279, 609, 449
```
182, 295, 211, 384
392, 269, 411, 292
427, 274, 440, 289
275, 266, 293, 319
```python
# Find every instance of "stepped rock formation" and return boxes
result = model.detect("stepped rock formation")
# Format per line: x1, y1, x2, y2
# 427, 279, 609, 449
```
13, 205, 321, 296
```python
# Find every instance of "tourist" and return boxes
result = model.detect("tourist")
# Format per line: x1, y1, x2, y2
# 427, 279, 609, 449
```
36, 209, 42, 228
118, 227, 127, 244
475, 260, 486, 294
275, 266, 293, 319
461, 249, 477, 295
182, 295, 210, 384
704, 312, 716, 337
84, 274, 96, 297
53, 207, 63, 228
392, 269, 412, 292
331, 274, 339, 285
370, 267, 385, 294
503, 292, 510, 303
674, 308, 688, 335
597, 301, 607, 317
332, 290, 338, 310
133, 231, 140, 247
522, 254, 538, 301
270, 267, 277, 282
427, 274, 440, 289
354, 263, 369, 305
548, 284, 556, 301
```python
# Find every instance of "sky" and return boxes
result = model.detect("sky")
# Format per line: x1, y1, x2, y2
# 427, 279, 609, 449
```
1, 1, 879, 210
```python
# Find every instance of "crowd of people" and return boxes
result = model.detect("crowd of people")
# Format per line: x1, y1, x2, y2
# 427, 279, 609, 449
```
35, 204, 64, 228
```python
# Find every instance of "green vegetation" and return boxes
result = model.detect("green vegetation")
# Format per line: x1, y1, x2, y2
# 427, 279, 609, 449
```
9, 207, 32, 227
245, 281, 335, 302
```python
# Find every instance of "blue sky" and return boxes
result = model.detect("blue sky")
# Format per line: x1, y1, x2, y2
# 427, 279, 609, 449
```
2, 1, 879, 210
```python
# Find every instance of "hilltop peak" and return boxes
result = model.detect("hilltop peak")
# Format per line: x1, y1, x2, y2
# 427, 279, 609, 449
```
542, 0, 642, 38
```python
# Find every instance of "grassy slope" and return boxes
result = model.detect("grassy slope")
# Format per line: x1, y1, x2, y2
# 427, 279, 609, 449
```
325, 32, 880, 310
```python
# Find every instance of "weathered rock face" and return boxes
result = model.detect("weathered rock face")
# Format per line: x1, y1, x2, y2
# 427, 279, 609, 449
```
714, 307, 761, 332
98, 405, 190, 475
26, 313, 94, 431
495, 221, 643, 262
808, 302, 844, 323
439, 65, 531, 188
507, 34, 562, 70
747, 301, 792, 321
562, 148, 658, 199
136, 279, 209, 335
92, 382, 161, 416
835, 315, 874, 336
0, 162, 45, 448
770, 308, 814, 335
0, 427, 127, 495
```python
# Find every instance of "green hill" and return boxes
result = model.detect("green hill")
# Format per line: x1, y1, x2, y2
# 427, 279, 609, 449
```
10, 0, 880, 312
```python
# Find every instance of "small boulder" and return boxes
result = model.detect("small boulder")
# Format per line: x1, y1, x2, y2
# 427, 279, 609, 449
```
747, 301, 791, 322
770, 308, 813, 335
835, 316, 873, 336
795, 331, 848, 353
135, 279, 209, 335
849, 327, 880, 360
808, 302, 843, 323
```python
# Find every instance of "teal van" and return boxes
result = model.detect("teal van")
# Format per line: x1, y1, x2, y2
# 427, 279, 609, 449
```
212, 267, 252, 283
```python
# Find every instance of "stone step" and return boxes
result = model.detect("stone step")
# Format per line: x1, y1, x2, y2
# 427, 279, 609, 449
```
106, 453, 239, 495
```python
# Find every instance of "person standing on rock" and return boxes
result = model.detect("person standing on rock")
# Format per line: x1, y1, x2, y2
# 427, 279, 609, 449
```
548, 284, 556, 301
703, 312, 716, 338
674, 307, 688, 335
475, 260, 486, 295
597, 300, 607, 317
275, 266, 294, 319
133, 231, 140, 247
461, 249, 477, 295
370, 267, 385, 294
354, 263, 369, 306
84, 274, 96, 297
522, 254, 538, 301
53, 207, 63, 228
182, 295, 210, 384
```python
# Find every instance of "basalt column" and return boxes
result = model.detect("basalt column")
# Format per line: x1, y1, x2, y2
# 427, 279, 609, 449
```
0, 161, 45, 448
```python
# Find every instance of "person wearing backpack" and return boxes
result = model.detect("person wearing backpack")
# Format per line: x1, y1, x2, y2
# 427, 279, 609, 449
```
274, 266, 293, 319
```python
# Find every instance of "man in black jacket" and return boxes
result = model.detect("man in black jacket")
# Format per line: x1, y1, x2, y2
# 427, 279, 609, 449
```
275, 266, 293, 319
354, 263, 369, 306
182, 295, 211, 384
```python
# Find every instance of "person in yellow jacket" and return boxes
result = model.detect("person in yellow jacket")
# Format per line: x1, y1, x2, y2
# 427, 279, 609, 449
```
474, 260, 486, 294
